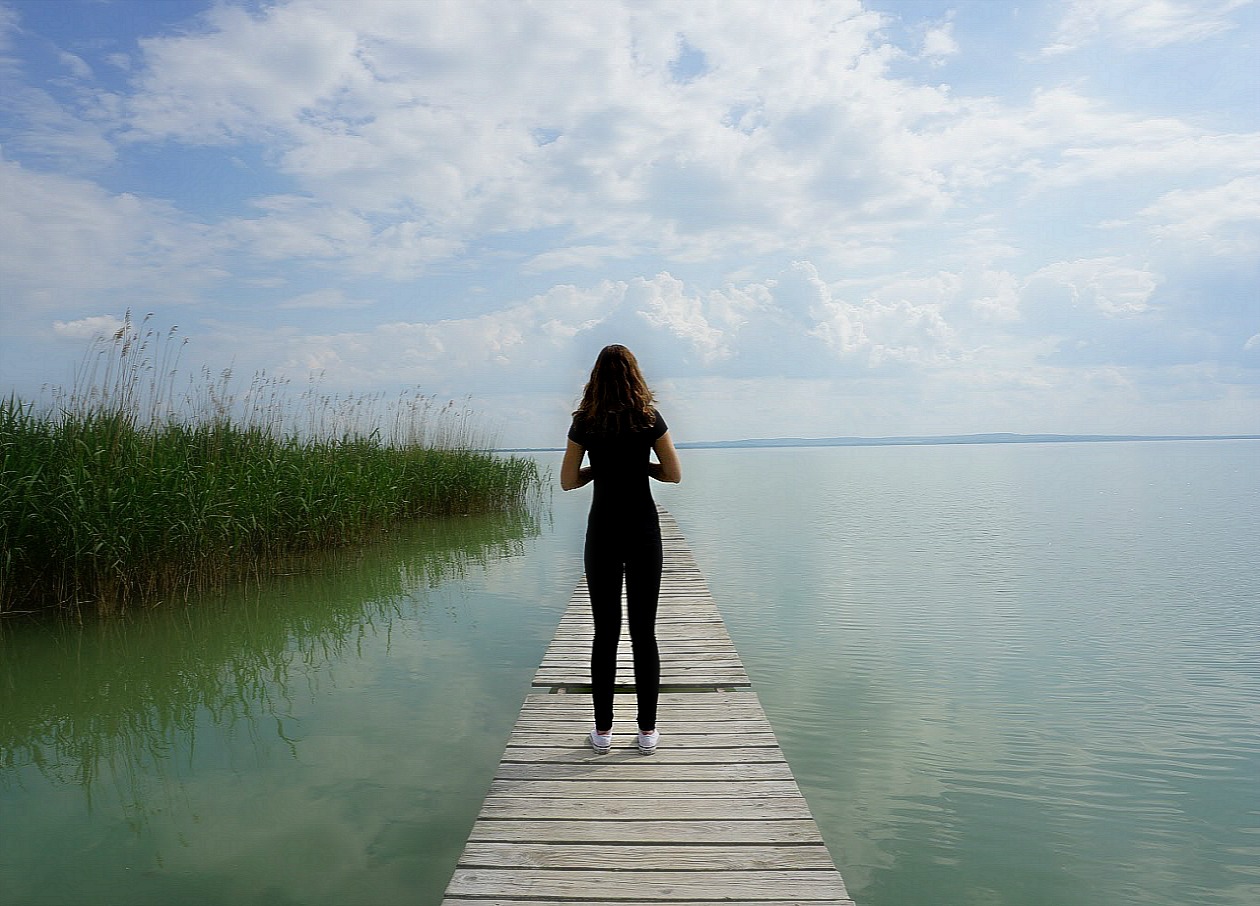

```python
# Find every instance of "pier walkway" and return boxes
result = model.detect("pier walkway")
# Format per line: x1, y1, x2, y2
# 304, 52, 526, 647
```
443, 509, 854, 904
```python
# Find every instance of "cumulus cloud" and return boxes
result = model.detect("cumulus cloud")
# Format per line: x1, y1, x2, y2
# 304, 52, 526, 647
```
26, 0, 1244, 286
111, 0, 955, 266
198, 264, 980, 403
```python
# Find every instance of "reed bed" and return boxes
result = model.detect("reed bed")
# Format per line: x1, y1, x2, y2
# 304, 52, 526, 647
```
0, 314, 544, 616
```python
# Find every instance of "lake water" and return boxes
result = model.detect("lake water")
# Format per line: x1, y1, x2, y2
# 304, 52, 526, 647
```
1, 441, 1257, 906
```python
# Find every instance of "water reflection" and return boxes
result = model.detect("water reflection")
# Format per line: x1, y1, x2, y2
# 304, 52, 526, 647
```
0, 506, 544, 903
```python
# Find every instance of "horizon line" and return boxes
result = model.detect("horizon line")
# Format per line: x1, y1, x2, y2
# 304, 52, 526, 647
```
496, 431, 1260, 453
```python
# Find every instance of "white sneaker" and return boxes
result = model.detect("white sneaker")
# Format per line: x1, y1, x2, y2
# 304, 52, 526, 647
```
636, 730, 659, 755
589, 729, 612, 754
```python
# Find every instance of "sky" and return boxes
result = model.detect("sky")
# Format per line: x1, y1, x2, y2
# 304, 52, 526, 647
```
1, 0, 1257, 448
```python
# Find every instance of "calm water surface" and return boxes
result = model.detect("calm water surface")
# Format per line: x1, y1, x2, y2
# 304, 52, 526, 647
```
0, 509, 581, 905
661, 441, 1260, 906
1, 441, 1257, 906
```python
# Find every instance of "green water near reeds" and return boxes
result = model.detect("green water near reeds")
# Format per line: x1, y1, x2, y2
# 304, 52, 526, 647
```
0, 503, 577, 905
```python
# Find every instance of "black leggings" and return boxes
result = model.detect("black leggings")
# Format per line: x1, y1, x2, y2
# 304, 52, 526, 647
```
584, 519, 662, 733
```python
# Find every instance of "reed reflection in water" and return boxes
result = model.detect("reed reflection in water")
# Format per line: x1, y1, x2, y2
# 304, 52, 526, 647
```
0, 504, 567, 906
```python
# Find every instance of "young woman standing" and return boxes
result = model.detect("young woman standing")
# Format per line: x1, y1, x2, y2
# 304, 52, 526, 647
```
561, 345, 682, 755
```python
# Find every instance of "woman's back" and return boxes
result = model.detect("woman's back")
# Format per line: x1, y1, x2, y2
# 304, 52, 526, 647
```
569, 409, 667, 521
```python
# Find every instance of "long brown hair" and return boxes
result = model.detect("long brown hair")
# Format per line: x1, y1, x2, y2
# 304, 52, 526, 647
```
573, 344, 657, 435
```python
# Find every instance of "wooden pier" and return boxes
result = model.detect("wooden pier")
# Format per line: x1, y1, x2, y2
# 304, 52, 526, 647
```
443, 510, 854, 905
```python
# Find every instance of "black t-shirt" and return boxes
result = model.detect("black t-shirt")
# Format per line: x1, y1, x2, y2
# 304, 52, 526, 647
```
568, 408, 668, 523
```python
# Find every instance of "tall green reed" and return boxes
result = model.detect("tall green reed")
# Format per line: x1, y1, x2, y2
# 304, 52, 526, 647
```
0, 313, 544, 616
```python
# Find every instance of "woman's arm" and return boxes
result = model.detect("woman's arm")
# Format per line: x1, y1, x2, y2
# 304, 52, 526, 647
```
560, 439, 593, 490
649, 431, 682, 483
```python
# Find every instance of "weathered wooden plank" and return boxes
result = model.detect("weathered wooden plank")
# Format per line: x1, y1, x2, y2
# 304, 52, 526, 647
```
551, 613, 731, 627
506, 731, 778, 749
485, 779, 805, 798
506, 723, 774, 738
538, 657, 748, 671
507, 721, 780, 739
535, 662, 747, 677
494, 762, 795, 781
465, 818, 826, 845
499, 747, 789, 765
510, 691, 765, 711
503, 725, 782, 744
475, 796, 814, 820
545, 635, 740, 647
508, 711, 763, 725
457, 841, 838, 870
446, 902, 856, 906
550, 625, 733, 640
531, 671, 752, 687
541, 645, 742, 658
506, 705, 766, 720
445, 869, 852, 901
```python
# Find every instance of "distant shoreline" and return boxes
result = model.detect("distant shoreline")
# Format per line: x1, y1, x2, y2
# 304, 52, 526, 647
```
499, 432, 1260, 453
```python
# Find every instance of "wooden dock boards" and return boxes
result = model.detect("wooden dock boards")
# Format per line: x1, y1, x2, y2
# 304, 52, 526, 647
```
443, 510, 854, 905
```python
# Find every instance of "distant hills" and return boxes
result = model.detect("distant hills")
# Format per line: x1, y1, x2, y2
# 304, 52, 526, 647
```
675, 432, 1260, 450
502, 432, 1259, 453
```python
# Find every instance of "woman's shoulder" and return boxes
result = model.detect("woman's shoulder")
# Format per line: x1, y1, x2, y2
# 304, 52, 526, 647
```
568, 413, 591, 443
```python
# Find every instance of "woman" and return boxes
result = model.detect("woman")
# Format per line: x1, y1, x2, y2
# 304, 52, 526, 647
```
561, 345, 682, 755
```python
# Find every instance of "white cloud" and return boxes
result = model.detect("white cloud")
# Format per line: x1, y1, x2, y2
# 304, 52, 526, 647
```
220, 196, 464, 278
1136, 175, 1260, 256
0, 4, 18, 58
920, 19, 959, 64
915, 86, 1260, 201
86, 0, 1254, 283
523, 245, 639, 273
1044, 0, 1253, 54
0, 81, 117, 171
56, 50, 91, 80
193, 265, 979, 407
0, 159, 222, 310
113, 0, 955, 266
52, 315, 127, 340
1025, 258, 1160, 317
